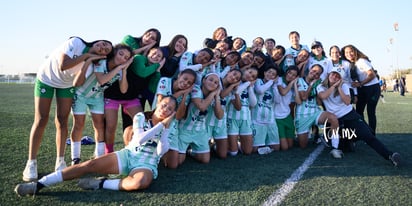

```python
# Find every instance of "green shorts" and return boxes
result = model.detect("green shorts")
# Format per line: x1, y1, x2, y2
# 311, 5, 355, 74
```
227, 119, 253, 136
115, 149, 158, 179
72, 94, 104, 115
294, 111, 323, 135
253, 122, 279, 146
207, 125, 227, 140
178, 129, 210, 154
276, 115, 295, 139
167, 120, 179, 151
34, 79, 74, 98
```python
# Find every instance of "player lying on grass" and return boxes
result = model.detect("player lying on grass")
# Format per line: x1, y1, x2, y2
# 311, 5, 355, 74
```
15, 96, 176, 196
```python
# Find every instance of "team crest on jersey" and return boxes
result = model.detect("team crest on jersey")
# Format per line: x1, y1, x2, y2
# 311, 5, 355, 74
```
241, 92, 248, 99
263, 94, 272, 101
220, 98, 227, 106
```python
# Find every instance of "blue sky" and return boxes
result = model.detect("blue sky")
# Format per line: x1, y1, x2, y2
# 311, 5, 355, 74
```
0, 0, 411, 77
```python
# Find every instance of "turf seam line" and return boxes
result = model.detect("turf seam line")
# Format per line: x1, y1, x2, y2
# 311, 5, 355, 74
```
262, 144, 325, 206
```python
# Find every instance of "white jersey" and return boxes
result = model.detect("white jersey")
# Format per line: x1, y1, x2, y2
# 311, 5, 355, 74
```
308, 55, 333, 81
331, 59, 357, 94
152, 77, 190, 110
125, 113, 169, 165
285, 44, 310, 57
355, 58, 379, 86
226, 85, 254, 121
316, 83, 353, 118
37, 37, 86, 88
179, 51, 205, 85
251, 79, 277, 124
75, 59, 122, 99
295, 77, 322, 117
206, 95, 229, 127
274, 78, 294, 119
178, 85, 208, 131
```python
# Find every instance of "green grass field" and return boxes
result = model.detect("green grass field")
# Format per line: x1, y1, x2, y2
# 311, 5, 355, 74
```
1, 84, 411, 206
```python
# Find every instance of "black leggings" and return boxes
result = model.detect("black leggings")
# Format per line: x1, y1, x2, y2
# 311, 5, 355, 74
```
339, 109, 392, 160
356, 83, 380, 135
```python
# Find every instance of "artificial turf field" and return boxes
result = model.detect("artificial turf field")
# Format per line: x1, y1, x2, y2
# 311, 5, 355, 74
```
1, 83, 411, 206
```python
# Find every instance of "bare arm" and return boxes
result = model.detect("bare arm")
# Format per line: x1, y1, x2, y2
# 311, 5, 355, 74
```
72, 56, 105, 87
293, 79, 302, 104
278, 78, 296, 96
191, 90, 218, 112
95, 58, 133, 85
213, 90, 224, 119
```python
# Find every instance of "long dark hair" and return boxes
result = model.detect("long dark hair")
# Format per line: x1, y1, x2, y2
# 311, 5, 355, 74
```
69, 36, 112, 48
221, 50, 240, 68
341, 44, 370, 62
166, 34, 188, 58
145, 95, 178, 119
134, 28, 162, 48
106, 44, 133, 62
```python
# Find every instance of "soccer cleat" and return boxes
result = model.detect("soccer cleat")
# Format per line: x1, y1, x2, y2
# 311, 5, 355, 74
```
389, 152, 401, 167
71, 158, 81, 166
330, 149, 343, 159
78, 178, 103, 190
55, 160, 67, 171
14, 182, 37, 196
22, 161, 38, 182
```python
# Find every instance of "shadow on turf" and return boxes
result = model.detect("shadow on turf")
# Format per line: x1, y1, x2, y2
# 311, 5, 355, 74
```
146, 134, 411, 195
13, 134, 411, 204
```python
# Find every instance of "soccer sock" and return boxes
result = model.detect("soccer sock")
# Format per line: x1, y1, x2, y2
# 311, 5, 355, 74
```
38, 170, 63, 187
71, 141, 81, 160
228, 151, 238, 156
27, 159, 37, 166
331, 134, 339, 149
95, 142, 106, 157
105, 143, 114, 154
102, 179, 120, 190
56, 156, 65, 164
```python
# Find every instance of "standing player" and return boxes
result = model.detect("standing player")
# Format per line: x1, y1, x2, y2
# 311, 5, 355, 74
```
22, 37, 113, 182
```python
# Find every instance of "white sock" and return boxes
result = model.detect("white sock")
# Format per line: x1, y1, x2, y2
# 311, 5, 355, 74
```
27, 159, 37, 165
38, 170, 63, 187
95, 142, 105, 157
228, 151, 238, 156
102, 179, 120, 190
331, 134, 339, 149
57, 156, 65, 163
71, 141, 81, 160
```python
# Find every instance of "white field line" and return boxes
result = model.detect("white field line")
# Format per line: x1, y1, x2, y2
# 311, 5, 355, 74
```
262, 144, 325, 206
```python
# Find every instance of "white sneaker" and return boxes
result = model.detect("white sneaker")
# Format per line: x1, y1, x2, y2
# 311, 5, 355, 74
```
55, 160, 67, 171
22, 161, 38, 182
330, 149, 343, 159
257, 146, 273, 155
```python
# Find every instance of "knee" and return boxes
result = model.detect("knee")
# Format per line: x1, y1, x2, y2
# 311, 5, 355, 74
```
129, 176, 151, 191
55, 115, 69, 126
195, 154, 210, 164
